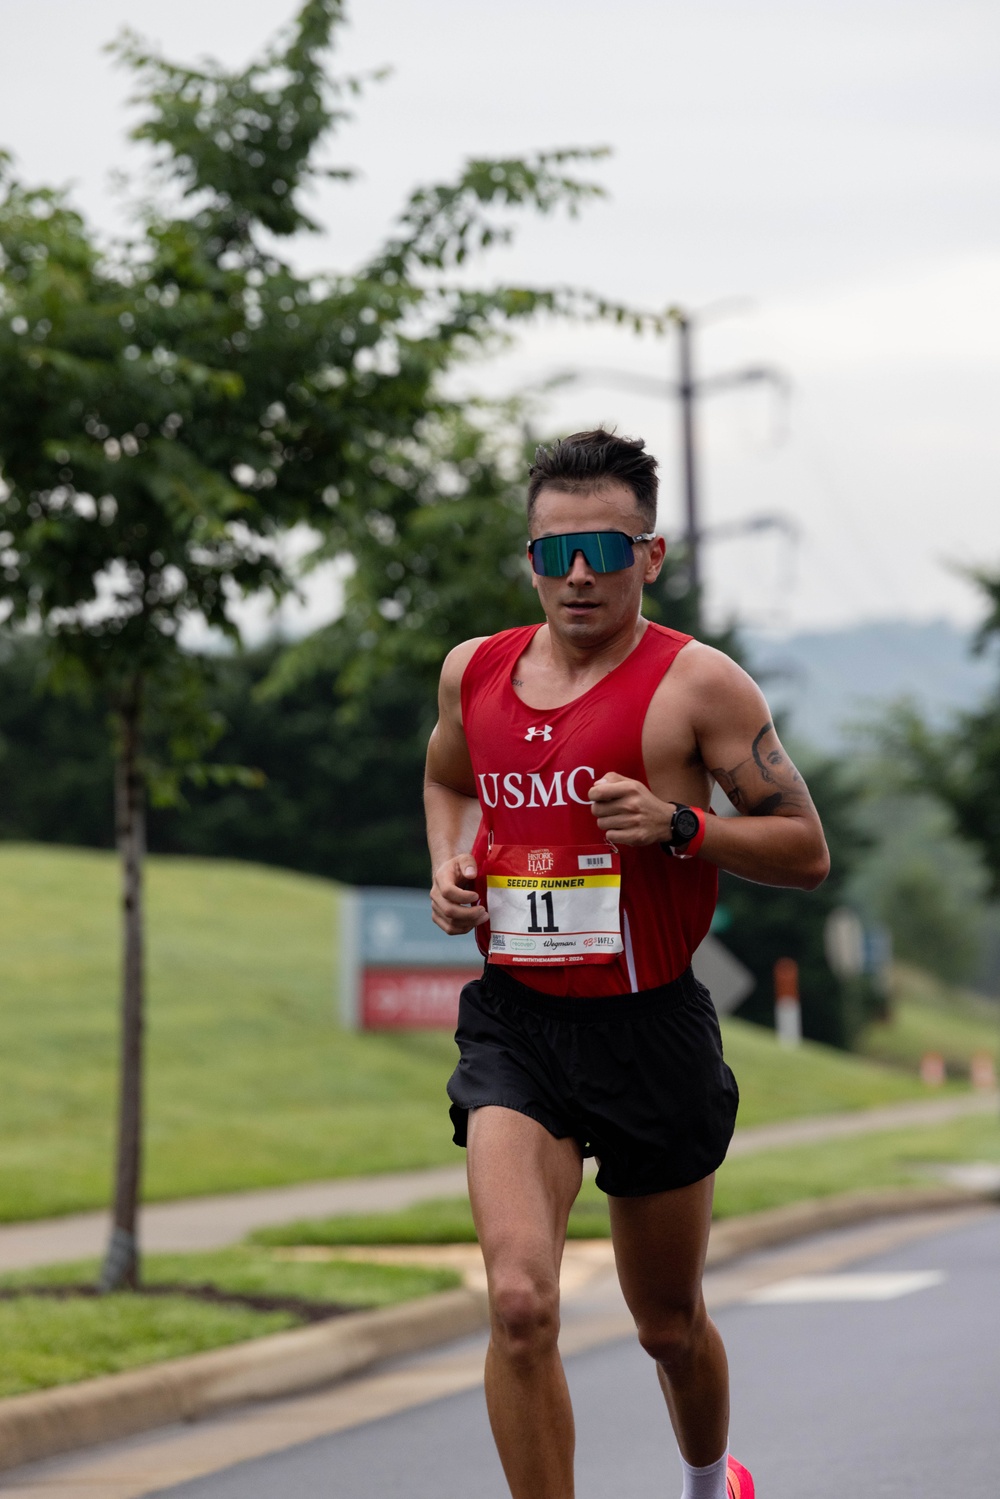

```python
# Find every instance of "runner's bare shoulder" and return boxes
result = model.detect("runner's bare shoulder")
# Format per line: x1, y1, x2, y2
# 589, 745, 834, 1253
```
645, 639, 763, 755
438, 637, 490, 719
665, 638, 758, 701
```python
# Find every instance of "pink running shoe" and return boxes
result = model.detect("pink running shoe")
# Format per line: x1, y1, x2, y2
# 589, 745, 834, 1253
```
727, 1456, 755, 1499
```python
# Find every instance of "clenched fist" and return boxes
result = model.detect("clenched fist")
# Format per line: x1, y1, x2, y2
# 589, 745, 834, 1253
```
588, 771, 675, 846
430, 854, 489, 934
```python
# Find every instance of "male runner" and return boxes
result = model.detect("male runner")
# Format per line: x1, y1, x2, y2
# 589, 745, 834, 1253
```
425, 429, 829, 1499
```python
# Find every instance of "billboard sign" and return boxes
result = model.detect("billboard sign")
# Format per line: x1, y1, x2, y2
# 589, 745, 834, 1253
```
339, 886, 482, 1030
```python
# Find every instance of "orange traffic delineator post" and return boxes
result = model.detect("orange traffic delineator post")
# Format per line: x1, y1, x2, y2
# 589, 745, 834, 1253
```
920, 1051, 946, 1087
970, 1051, 997, 1091
774, 956, 801, 1048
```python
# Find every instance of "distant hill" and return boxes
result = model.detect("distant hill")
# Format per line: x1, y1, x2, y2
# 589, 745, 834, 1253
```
746, 619, 997, 751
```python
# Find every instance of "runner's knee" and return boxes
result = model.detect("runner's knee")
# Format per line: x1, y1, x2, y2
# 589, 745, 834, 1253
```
490, 1274, 560, 1361
634, 1297, 706, 1370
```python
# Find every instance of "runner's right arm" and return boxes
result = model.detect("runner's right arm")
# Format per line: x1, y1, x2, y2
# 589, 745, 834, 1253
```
424, 638, 490, 934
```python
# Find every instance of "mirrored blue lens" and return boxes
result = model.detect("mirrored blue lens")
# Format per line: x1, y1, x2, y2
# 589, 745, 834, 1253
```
529, 531, 636, 577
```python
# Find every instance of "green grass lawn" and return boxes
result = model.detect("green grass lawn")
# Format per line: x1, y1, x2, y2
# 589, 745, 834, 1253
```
0, 844, 461, 1221
713, 1111, 1000, 1218
0, 1248, 459, 1398
252, 1112, 1000, 1247
711, 1011, 939, 1128
0, 843, 950, 1223
252, 1191, 610, 1246
859, 963, 1000, 1077
0, 1294, 297, 1399
0, 1247, 461, 1307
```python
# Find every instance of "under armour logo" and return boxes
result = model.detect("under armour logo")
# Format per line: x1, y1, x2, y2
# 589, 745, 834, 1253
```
524, 724, 553, 742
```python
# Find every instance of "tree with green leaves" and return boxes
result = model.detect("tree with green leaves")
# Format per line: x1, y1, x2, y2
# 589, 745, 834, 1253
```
0, 0, 657, 1288
881, 571, 1000, 900
717, 755, 882, 1048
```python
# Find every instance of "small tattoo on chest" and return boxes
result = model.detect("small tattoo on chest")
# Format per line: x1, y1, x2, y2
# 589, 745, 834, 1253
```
512, 678, 524, 686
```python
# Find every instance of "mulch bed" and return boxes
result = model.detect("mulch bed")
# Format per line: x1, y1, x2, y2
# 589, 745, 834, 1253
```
0, 1283, 353, 1324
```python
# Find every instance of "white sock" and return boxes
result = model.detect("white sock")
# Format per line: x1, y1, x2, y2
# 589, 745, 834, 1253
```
679, 1449, 729, 1499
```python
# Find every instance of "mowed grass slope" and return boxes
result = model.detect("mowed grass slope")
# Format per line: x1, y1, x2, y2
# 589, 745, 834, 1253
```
0, 844, 460, 1221
859, 963, 1000, 1076
1, 844, 937, 1223
714, 1012, 934, 1127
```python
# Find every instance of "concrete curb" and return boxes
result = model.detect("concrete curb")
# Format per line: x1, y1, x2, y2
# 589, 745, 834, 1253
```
705, 1182, 994, 1266
0, 1286, 488, 1474
1, 1184, 995, 1474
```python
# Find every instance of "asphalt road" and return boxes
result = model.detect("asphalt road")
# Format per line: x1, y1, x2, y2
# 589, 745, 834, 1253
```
147, 1212, 1000, 1499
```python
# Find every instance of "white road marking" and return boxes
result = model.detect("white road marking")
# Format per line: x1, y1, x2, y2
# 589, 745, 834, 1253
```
748, 1270, 946, 1303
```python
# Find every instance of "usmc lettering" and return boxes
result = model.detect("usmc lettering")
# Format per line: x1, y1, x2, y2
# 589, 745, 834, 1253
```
477, 766, 595, 810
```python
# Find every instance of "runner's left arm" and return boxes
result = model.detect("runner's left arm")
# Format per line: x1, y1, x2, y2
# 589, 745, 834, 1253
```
690, 658, 830, 888
588, 649, 830, 890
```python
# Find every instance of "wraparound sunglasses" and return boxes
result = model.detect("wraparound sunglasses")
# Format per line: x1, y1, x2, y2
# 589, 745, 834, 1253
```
527, 530, 656, 577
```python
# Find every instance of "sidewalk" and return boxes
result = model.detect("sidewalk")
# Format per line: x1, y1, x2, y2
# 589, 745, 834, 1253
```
0, 1091, 995, 1273
0, 1164, 470, 1273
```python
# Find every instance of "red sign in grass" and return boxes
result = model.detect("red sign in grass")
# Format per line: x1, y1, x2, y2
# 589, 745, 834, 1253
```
361, 967, 482, 1029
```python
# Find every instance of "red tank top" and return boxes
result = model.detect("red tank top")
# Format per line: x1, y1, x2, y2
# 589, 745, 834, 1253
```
461, 622, 718, 997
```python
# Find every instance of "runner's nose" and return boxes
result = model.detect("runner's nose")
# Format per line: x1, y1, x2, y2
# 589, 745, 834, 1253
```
566, 550, 594, 583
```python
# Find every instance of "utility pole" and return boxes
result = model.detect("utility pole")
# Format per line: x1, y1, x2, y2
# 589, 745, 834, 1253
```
567, 308, 789, 629
668, 305, 789, 624
675, 310, 701, 600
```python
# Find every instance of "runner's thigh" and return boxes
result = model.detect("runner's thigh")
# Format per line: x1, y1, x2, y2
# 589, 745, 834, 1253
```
609, 1173, 715, 1321
468, 1105, 584, 1281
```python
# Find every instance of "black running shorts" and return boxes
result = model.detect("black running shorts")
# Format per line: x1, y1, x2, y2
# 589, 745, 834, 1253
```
447, 963, 739, 1197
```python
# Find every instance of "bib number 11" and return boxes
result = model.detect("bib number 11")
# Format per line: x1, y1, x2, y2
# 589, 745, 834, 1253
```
484, 842, 623, 965
526, 889, 559, 933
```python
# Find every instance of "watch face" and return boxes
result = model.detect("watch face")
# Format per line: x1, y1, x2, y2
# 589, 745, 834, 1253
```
673, 808, 699, 844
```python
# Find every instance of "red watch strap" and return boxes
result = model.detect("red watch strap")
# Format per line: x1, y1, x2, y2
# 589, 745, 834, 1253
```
670, 805, 707, 859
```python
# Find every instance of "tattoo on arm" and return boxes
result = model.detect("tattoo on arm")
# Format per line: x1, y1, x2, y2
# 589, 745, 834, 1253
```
711, 721, 805, 816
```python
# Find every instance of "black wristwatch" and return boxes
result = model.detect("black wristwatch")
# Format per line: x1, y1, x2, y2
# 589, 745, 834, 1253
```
661, 804, 700, 851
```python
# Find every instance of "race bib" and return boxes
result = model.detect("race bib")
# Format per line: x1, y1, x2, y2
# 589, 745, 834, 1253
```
485, 843, 623, 965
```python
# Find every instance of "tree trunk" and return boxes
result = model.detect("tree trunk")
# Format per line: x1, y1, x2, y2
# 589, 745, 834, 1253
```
99, 687, 146, 1292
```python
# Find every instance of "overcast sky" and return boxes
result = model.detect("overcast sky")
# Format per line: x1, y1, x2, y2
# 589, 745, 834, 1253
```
3, 0, 999, 635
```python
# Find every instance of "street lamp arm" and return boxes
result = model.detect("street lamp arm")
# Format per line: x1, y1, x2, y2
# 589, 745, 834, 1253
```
562, 365, 790, 402
561, 368, 682, 399
694, 366, 791, 398
698, 512, 800, 544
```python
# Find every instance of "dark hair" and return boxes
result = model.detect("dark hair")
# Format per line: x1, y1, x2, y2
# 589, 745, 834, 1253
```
527, 429, 658, 529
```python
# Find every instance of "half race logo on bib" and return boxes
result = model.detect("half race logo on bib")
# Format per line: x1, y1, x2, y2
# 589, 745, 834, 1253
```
527, 849, 555, 874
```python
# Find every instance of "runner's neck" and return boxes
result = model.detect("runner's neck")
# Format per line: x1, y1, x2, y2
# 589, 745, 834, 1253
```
513, 616, 650, 710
